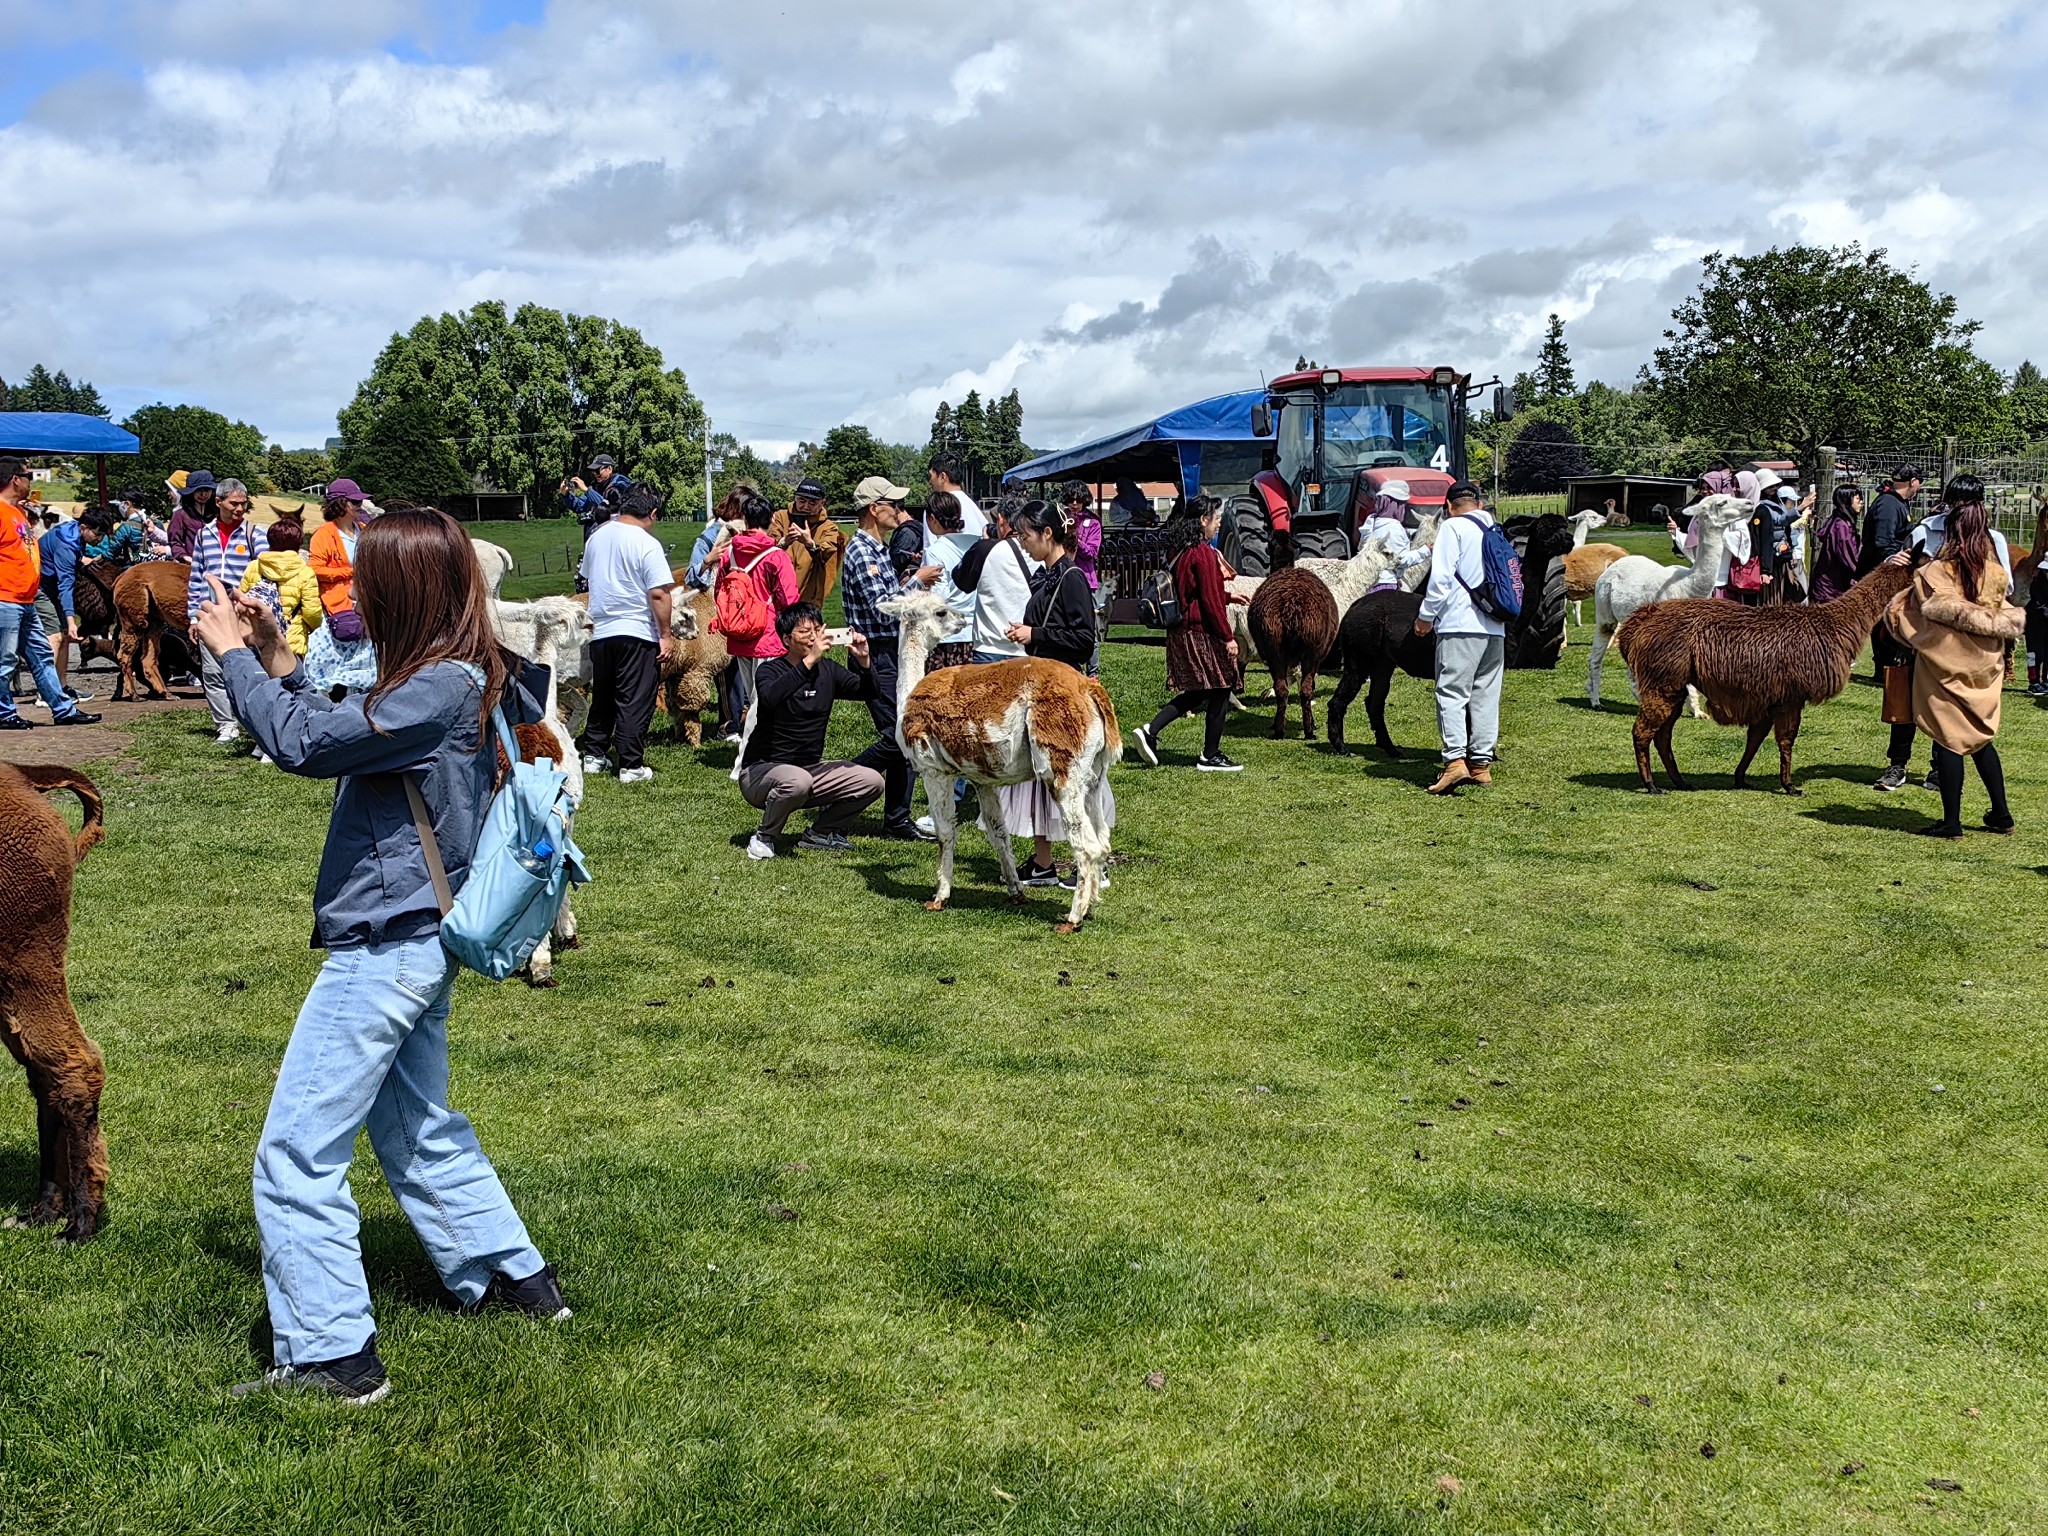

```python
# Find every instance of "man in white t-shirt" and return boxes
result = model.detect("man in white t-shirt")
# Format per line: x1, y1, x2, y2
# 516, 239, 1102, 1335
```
575, 485, 676, 783
927, 451, 987, 537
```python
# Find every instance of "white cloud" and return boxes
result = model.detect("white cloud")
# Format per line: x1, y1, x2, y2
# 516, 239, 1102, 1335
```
2, 0, 2045, 452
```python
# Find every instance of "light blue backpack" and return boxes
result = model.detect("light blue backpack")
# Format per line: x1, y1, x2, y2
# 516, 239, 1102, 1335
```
404, 706, 590, 982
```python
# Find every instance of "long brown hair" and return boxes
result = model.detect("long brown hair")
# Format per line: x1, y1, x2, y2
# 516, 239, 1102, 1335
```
354, 506, 511, 733
1939, 483, 1994, 605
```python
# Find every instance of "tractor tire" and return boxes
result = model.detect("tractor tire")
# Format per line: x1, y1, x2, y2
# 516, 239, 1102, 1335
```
1508, 554, 1568, 670
1225, 495, 1272, 577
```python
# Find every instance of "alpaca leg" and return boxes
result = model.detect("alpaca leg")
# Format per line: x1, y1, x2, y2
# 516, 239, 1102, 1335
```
1773, 706, 1805, 795
973, 781, 1025, 902
1328, 662, 1361, 751
1686, 683, 1709, 720
925, 770, 961, 911
1271, 670, 1290, 738
1633, 691, 1686, 792
1732, 720, 1772, 789
1587, 625, 1612, 708
1645, 694, 1688, 791
12, 982, 107, 1240
663, 675, 685, 742
114, 629, 135, 701
1300, 668, 1319, 742
142, 624, 169, 698
19, 1064, 62, 1226
1053, 772, 1106, 931
1367, 666, 1401, 757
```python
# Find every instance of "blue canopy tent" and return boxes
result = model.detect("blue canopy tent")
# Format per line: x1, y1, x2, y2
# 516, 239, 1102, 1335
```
1002, 389, 1268, 502
0, 412, 140, 508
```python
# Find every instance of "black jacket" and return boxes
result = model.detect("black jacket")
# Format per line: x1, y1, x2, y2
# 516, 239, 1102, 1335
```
743, 654, 877, 769
1022, 555, 1095, 669
1861, 489, 1914, 573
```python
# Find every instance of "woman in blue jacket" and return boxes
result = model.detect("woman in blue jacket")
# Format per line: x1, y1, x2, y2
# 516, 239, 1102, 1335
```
193, 506, 566, 1406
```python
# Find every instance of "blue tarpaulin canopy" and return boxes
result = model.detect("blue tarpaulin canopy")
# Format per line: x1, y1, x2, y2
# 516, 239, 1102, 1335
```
1002, 389, 1266, 498
0, 412, 139, 456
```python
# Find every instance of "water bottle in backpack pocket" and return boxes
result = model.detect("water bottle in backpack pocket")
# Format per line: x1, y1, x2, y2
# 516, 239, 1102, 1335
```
404, 707, 591, 982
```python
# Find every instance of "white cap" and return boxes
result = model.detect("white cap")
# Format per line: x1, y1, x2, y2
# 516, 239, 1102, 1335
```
1381, 479, 1411, 502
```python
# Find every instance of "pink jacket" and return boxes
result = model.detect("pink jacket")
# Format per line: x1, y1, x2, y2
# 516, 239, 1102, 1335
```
722, 530, 802, 658
1073, 513, 1103, 590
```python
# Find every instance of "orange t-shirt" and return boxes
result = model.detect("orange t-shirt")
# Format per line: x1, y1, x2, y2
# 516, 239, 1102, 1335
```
0, 502, 41, 604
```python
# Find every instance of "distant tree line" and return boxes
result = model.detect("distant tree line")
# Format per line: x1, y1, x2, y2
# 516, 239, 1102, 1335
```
0, 364, 109, 417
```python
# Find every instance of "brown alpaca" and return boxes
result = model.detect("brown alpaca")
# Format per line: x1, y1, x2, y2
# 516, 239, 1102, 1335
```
2012, 491, 2048, 594
0, 764, 108, 1242
70, 560, 124, 670
1615, 557, 1916, 794
662, 585, 729, 745
1248, 568, 1340, 740
112, 560, 192, 700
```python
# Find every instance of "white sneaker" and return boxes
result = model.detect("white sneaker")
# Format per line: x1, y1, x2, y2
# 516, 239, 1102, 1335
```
618, 766, 654, 784
254, 751, 273, 766
746, 833, 776, 861
915, 814, 937, 835
215, 724, 242, 745
580, 754, 607, 775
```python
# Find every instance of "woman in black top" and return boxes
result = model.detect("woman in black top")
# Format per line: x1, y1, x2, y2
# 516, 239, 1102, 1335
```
1001, 500, 1116, 885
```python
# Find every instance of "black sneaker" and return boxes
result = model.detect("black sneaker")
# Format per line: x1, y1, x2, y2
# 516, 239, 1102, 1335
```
1873, 764, 1907, 792
799, 829, 853, 852
0, 716, 32, 732
1196, 752, 1244, 772
1129, 724, 1160, 767
1921, 769, 1940, 792
879, 823, 938, 843
48, 711, 102, 726
231, 1340, 390, 1404
472, 1263, 572, 1322
1019, 860, 1061, 887
1056, 866, 1110, 891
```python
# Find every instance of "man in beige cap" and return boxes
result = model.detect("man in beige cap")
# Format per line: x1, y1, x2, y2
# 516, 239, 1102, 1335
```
841, 475, 938, 840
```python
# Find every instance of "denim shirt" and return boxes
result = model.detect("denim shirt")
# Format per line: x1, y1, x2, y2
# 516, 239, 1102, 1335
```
221, 650, 544, 949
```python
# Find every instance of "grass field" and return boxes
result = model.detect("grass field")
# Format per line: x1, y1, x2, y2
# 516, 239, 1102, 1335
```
7, 574, 2048, 1531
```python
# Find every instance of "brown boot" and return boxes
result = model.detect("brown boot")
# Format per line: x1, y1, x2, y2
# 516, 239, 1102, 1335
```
1426, 759, 1473, 795
1469, 763, 1493, 785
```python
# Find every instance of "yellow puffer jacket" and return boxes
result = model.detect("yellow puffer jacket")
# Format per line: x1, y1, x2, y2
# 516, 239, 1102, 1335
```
240, 550, 325, 656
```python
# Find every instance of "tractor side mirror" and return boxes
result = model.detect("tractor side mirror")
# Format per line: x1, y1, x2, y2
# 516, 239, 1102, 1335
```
1250, 403, 1272, 438
1494, 386, 1517, 420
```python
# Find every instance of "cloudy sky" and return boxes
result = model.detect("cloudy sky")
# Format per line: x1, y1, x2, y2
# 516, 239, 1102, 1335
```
3, 0, 2043, 457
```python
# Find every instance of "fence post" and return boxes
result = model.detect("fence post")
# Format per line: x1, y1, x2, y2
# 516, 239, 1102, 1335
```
1816, 447, 1837, 515
1940, 436, 1957, 494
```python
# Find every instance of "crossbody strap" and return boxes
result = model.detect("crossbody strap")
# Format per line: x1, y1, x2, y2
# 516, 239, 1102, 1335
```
1006, 537, 1031, 583
403, 776, 455, 917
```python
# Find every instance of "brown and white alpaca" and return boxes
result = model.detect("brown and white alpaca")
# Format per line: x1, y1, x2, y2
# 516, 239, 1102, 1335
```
883, 587, 1121, 932
662, 585, 729, 745
1614, 555, 1917, 794
0, 764, 108, 1242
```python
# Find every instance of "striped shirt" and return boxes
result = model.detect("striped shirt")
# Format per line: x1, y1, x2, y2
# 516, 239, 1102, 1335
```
840, 528, 916, 642
187, 518, 269, 615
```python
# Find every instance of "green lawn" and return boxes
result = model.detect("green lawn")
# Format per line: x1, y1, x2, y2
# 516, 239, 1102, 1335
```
6, 609, 2048, 1532
474, 518, 706, 602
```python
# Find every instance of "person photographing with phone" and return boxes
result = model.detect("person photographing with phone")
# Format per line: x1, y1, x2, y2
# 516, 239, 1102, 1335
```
735, 603, 886, 860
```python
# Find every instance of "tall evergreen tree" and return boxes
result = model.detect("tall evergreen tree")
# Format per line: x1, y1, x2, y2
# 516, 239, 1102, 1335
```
1535, 314, 1575, 402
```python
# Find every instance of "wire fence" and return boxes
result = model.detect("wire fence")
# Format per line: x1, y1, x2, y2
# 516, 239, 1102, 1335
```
1825, 442, 2046, 539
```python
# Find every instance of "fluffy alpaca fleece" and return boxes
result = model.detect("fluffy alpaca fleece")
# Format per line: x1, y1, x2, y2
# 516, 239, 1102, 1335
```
662, 587, 729, 745
1587, 495, 1752, 707
886, 588, 1121, 932
473, 540, 515, 600
1614, 557, 1917, 793
492, 596, 594, 738
1247, 568, 1341, 740
0, 764, 108, 1242
112, 559, 192, 700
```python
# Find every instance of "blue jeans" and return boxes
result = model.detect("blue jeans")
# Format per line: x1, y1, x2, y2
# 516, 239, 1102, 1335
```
0, 600, 80, 721
254, 934, 545, 1365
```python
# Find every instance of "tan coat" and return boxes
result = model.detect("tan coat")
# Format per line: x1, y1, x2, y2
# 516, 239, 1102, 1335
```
1885, 557, 2025, 754
768, 507, 848, 609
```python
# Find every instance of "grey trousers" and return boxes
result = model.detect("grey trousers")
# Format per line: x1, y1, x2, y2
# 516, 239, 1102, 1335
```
200, 647, 235, 730
1433, 633, 1504, 765
738, 760, 885, 837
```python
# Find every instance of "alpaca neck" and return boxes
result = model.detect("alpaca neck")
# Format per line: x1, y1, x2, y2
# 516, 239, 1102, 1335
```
895, 625, 934, 718
1830, 560, 1917, 642
1571, 520, 1590, 550
1684, 519, 1729, 596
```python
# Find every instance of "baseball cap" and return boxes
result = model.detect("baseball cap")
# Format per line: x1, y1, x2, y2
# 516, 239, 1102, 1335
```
324, 478, 366, 503
853, 475, 911, 508
1381, 478, 1411, 502
587, 453, 616, 472
1444, 479, 1483, 504
794, 478, 827, 501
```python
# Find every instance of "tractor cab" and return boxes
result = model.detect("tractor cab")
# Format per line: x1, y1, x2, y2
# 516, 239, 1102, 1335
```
1248, 366, 1469, 561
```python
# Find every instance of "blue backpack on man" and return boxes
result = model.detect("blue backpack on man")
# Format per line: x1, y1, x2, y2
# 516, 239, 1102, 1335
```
1462, 518, 1524, 624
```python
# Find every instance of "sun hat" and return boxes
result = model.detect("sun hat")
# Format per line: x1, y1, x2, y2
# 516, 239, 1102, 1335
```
1751, 467, 1783, 493
184, 469, 216, 495
1381, 478, 1411, 502
324, 478, 366, 503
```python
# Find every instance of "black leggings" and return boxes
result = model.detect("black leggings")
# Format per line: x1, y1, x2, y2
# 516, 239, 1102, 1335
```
1148, 689, 1228, 757
1932, 741, 2010, 830
1888, 721, 1918, 768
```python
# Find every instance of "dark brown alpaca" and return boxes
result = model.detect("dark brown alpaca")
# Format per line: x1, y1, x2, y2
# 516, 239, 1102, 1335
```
1615, 556, 1916, 794
1248, 567, 1341, 740
0, 764, 108, 1241
112, 560, 192, 700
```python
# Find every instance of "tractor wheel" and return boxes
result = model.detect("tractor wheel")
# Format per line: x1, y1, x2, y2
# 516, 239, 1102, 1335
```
1508, 554, 1568, 670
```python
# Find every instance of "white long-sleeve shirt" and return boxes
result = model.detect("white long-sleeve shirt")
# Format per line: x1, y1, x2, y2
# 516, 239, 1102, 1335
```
1358, 517, 1426, 590
1418, 509, 1506, 637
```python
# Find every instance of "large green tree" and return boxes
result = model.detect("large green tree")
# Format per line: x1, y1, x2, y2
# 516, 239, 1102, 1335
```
266, 444, 336, 494
0, 363, 108, 417
926, 387, 1030, 497
121, 403, 266, 513
707, 431, 793, 510
338, 301, 707, 513
336, 394, 469, 504
1534, 314, 1575, 402
1642, 244, 2007, 486
2007, 360, 2048, 447
802, 425, 895, 511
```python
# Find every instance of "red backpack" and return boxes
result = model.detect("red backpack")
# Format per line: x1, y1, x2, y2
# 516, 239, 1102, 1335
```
711, 548, 774, 641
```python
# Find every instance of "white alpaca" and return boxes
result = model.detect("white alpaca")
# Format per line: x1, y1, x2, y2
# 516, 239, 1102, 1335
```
1227, 508, 1442, 678
883, 587, 1121, 932
473, 540, 515, 600
1586, 495, 1751, 708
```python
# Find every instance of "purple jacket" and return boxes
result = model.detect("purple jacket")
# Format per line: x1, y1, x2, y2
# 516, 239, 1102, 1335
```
1073, 513, 1103, 591
1809, 514, 1860, 604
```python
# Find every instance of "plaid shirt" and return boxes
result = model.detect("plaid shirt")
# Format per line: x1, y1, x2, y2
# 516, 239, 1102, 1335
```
840, 528, 915, 641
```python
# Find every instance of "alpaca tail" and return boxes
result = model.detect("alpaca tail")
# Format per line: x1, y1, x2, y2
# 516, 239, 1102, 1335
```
21, 766, 105, 863
1088, 676, 1123, 764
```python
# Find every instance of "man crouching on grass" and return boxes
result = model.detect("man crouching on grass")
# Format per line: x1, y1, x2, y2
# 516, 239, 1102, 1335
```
737, 603, 886, 860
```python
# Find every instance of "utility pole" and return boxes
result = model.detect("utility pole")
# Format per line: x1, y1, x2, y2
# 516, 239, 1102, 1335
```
703, 421, 712, 523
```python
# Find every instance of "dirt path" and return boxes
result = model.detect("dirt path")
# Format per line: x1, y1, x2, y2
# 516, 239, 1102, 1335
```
0, 687, 207, 768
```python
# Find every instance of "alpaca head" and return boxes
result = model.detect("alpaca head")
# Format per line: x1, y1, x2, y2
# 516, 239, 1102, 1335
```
1568, 509, 1605, 543
880, 585, 966, 647
1694, 493, 1752, 528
